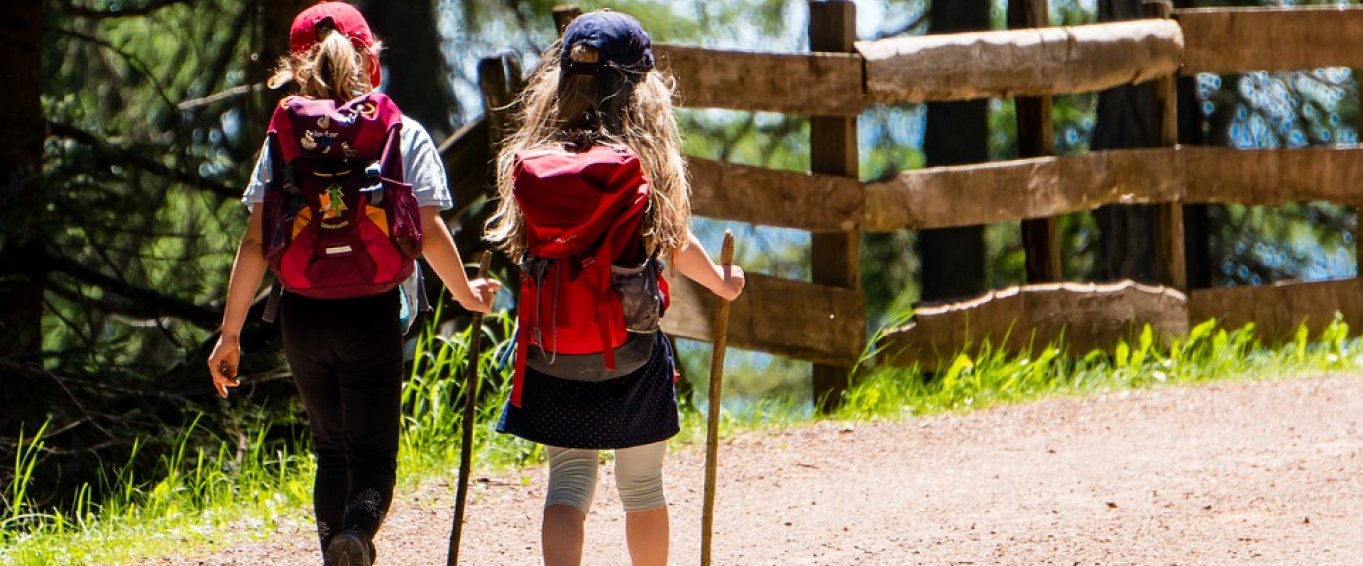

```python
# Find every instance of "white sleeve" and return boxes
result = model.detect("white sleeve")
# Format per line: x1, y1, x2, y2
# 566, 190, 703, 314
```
400, 117, 453, 210
242, 141, 272, 207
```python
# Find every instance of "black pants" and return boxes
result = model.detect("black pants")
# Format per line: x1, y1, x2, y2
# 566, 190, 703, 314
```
280, 289, 403, 554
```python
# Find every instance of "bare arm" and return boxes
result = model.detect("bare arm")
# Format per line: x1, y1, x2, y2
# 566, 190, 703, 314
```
207, 207, 269, 397
674, 229, 745, 301
419, 206, 500, 312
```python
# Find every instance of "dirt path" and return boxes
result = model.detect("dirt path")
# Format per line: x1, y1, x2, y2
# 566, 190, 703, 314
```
163, 373, 1363, 565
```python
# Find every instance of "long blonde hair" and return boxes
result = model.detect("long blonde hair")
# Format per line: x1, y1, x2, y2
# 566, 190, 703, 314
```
267, 29, 377, 101
485, 40, 690, 261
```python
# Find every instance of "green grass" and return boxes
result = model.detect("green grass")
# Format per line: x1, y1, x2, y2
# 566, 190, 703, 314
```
0, 302, 524, 565
835, 314, 1361, 420
3, 311, 1361, 564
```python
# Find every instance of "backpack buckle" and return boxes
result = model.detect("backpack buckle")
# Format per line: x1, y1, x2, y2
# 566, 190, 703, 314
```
360, 162, 384, 204
355, 162, 381, 201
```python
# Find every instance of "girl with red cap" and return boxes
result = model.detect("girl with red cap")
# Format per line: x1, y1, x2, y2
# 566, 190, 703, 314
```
207, 2, 498, 565
485, 9, 745, 566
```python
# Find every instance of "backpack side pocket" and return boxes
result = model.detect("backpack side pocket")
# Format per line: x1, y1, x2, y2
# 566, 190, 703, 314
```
382, 178, 423, 259
612, 256, 663, 333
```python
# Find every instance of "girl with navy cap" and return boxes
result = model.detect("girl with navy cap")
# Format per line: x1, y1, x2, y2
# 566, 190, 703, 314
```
207, 2, 498, 564
486, 9, 745, 566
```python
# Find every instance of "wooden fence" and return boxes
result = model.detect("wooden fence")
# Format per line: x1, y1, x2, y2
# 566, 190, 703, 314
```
445, 3, 1363, 404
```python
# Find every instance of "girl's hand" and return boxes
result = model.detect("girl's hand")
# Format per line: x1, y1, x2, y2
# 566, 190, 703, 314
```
711, 263, 745, 301
457, 277, 502, 313
207, 335, 241, 399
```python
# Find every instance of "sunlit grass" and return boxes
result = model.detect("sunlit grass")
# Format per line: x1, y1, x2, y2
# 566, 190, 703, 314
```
835, 314, 1360, 420
4, 310, 1362, 564
0, 302, 525, 565
1, 414, 315, 565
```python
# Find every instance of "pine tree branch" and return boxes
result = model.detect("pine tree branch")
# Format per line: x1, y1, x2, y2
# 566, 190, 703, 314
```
177, 83, 262, 111
57, 0, 191, 20
44, 26, 180, 118
47, 121, 238, 200
40, 249, 222, 329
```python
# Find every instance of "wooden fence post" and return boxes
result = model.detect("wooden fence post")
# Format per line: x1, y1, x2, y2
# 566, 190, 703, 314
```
1146, 0, 1186, 290
552, 4, 581, 35
1010, 0, 1062, 283
477, 54, 523, 153
808, 0, 860, 413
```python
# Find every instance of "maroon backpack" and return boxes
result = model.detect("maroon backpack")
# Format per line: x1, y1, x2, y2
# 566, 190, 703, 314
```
510, 144, 670, 406
260, 92, 422, 302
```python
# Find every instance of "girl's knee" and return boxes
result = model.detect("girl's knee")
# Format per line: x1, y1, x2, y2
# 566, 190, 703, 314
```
614, 441, 667, 512
546, 447, 599, 514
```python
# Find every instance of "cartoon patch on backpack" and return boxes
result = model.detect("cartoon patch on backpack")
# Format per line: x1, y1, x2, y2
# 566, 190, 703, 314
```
319, 185, 348, 222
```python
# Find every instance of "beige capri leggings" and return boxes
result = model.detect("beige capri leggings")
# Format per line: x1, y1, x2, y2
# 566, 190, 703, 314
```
545, 441, 667, 515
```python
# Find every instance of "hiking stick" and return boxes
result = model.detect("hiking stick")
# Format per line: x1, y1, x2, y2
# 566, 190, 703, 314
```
701, 230, 736, 566
447, 251, 493, 566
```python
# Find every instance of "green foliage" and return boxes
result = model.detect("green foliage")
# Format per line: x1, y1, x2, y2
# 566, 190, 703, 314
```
40, 0, 255, 370
401, 300, 540, 472
836, 315, 1358, 420
0, 413, 313, 565
3, 423, 49, 535
0, 310, 522, 564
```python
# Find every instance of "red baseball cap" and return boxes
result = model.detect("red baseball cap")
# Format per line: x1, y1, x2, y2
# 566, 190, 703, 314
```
289, 1, 382, 88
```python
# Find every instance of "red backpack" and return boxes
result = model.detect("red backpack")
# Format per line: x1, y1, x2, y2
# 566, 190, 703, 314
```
260, 92, 422, 302
510, 144, 670, 406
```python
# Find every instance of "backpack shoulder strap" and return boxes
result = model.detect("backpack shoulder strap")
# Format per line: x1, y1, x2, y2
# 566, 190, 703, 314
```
266, 96, 304, 164
265, 132, 298, 195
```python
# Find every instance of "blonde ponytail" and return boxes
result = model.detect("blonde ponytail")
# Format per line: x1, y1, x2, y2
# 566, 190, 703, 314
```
268, 30, 376, 101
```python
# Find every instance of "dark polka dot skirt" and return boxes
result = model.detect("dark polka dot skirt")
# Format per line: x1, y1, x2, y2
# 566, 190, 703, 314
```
496, 333, 680, 450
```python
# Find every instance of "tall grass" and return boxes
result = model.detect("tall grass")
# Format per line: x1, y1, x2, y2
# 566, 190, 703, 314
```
836, 315, 1360, 420
1, 411, 315, 565
3, 311, 1361, 564
0, 304, 519, 565
398, 303, 541, 475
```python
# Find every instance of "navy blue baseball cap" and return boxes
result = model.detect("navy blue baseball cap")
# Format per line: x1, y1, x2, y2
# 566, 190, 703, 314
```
560, 10, 654, 75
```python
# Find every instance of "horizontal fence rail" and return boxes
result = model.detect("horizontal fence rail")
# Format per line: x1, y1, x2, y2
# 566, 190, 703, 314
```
881, 277, 1363, 370
654, 44, 864, 116
660, 273, 866, 367
687, 157, 862, 232
879, 281, 1189, 369
857, 19, 1183, 104
863, 148, 1181, 231
1177, 6, 1363, 74
1188, 278, 1363, 343
693, 147, 1363, 233
659, 7, 1363, 112
1183, 147, 1363, 207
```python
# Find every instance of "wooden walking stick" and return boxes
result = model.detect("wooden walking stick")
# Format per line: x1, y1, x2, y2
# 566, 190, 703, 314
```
701, 230, 736, 566
447, 251, 493, 566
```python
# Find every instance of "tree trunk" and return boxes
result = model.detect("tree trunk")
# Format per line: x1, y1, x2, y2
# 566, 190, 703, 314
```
357, 0, 459, 142
1178, 65, 1210, 289
918, 0, 989, 302
0, 0, 46, 359
1092, 0, 1160, 283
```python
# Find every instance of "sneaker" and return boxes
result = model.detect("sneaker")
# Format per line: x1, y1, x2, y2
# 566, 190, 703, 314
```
324, 531, 373, 566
